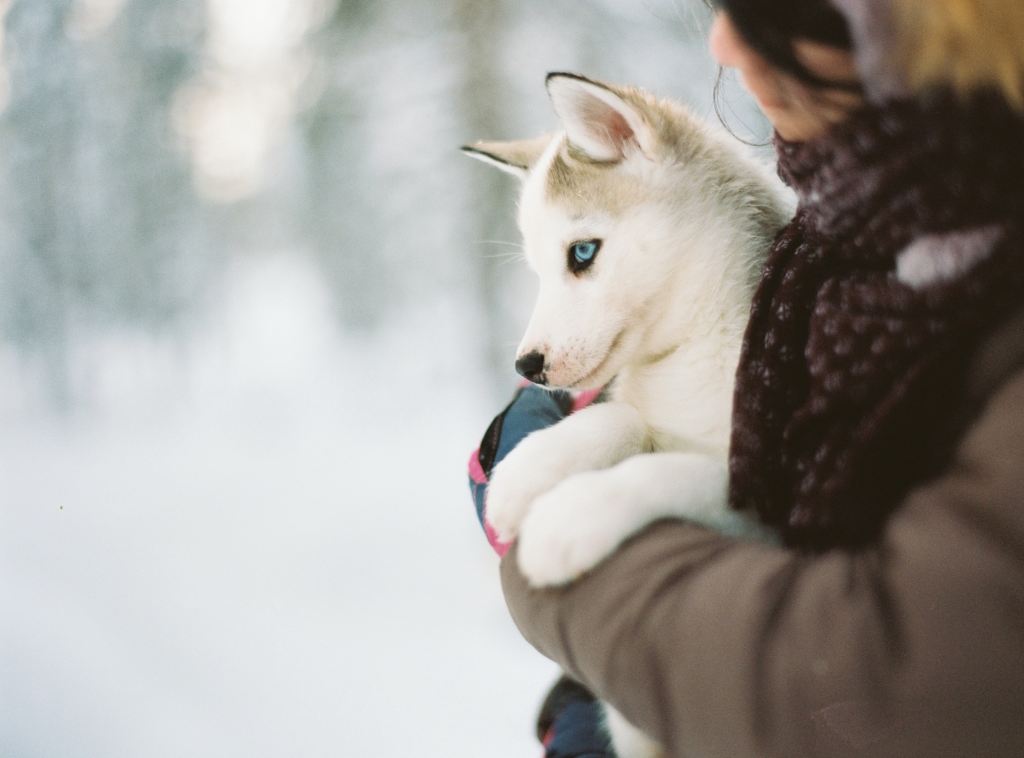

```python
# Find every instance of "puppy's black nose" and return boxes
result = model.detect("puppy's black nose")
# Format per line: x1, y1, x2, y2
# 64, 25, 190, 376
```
515, 351, 547, 384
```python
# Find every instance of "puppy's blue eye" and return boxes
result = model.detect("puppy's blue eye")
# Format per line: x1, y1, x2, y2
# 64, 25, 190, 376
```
568, 239, 602, 273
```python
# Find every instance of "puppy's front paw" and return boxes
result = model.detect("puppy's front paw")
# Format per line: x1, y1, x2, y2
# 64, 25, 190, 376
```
485, 466, 537, 544
485, 434, 570, 542
516, 470, 633, 588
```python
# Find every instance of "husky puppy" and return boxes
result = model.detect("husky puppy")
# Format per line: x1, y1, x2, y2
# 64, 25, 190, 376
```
464, 73, 791, 758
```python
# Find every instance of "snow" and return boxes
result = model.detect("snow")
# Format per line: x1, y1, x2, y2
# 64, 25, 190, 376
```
0, 253, 559, 758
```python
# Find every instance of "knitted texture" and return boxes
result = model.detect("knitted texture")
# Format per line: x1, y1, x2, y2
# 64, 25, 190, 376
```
728, 93, 1024, 549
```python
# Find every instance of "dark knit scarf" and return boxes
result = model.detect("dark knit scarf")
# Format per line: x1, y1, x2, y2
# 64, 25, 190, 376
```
728, 92, 1024, 550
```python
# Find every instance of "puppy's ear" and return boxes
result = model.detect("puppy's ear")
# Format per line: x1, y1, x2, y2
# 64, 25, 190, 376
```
545, 72, 657, 163
461, 135, 553, 179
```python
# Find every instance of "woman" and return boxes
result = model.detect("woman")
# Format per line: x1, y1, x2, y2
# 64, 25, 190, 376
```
470, 0, 1024, 755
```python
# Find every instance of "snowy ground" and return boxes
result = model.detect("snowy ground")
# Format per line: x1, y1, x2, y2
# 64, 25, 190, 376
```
0, 254, 558, 758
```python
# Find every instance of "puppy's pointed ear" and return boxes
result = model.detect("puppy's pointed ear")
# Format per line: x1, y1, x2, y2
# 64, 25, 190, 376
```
545, 72, 657, 163
461, 135, 553, 179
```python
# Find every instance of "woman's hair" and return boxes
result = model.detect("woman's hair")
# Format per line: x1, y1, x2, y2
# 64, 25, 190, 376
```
895, 0, 1024, 107
710, 0, 857, 91
711, 0, 1024, 106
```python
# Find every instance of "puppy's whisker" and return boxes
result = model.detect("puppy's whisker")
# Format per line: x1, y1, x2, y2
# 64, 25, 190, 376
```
475, 240, 523, 248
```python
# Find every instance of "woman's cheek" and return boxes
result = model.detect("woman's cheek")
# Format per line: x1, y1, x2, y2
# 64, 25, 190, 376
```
739, 64, 789, 111
708, 13, 738, 66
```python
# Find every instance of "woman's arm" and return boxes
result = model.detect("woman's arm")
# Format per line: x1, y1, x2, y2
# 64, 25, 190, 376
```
501, 367, 1024, 758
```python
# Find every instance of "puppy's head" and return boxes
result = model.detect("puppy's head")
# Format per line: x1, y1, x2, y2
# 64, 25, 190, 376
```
463, 74, 710, 389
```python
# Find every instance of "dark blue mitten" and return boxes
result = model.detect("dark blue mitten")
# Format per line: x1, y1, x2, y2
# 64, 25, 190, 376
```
468, 385, 589, 554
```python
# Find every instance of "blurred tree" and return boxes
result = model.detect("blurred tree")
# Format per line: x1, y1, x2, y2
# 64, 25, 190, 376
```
452, 0, 520, 383
0, 0, 84, 398
295, 0, 389, 333
0, 0, 207, 401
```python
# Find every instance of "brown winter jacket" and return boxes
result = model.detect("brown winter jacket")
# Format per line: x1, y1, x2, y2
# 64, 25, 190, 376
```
501, 302, 1024, 757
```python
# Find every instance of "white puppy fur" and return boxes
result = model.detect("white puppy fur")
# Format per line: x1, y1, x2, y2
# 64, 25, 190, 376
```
464, 73, 791, 758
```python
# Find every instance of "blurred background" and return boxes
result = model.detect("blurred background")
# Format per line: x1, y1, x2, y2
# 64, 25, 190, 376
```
0, 0, 767, 755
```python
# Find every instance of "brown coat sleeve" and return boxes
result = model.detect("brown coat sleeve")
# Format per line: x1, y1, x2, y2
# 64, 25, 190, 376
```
500, 367, 1024, 758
